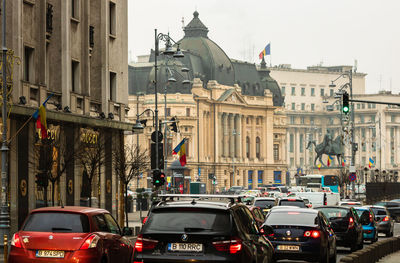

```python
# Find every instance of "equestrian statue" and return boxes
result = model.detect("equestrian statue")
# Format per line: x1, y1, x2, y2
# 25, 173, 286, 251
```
306, 129, 344, 167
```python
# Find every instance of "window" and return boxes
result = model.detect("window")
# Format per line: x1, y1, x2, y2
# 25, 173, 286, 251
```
391, 115, 396, 123
300, 134, 304, 153
330, 89, 334, 97
290, 157, 294, 167
256, 117, 260, 125
372, 104, 376, 108
371, 115, 375, 123
104, 213, 120, 235
246, 137, 250, 158
23, 212, 90, 233
361, 128, 365, 138
362, 142, 366, 152
360, 115, 364, 123
166, 108, 171, 116
372, 142, 376, 151
300, 157, 304, 167
320, 88, 324, 96
311, 88, 315, 96
290, 116, 295, 124
109, 71, 116, 101
291, 103, 295, 110
301, 103, 305, 111
357, 103, 361, 109
24, 46, 34, 82
289, 134, 294, 153
300, 117, 305, 124
362, 103, 365, 109
291, 87, 296, 95
184, 139, 189, 158
256, 137, 261, 159
310, 117, 314, 124
281, 86, 285, 95
368, 103, 372, 109
71, 0, 79, 19
371, 127, 376, 137
273, 144, 279, 161
72, 60, 80, 92
329, 117, 334, 125
301, 87, 305, 96
311, 104, 315, 111
186, 108, 190, 117
109, 1, 116, 36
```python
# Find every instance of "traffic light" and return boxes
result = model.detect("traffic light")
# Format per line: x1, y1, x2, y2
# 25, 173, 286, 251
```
342, 91, 350, 114
169, 117, 178, 132
152, 170, 165, 187
151, 143, 164, 169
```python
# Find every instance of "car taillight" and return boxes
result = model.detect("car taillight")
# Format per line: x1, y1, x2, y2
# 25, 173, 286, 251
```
369, 213, 373, 223
142, 216, 148, 225
348, 217, 355, 228
11, 233, 22, 248
212, 237, 242, 254
304, 230, 320, 238
80, 234, 100, 250
383, 216, 389, 222
134, 234, 158, 252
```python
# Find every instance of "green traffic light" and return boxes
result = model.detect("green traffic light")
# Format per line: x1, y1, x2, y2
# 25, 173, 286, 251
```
343, 106, 349, 113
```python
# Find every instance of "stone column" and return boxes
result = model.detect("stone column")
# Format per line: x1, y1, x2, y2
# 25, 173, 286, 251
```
218, 113, 223, 158
242, 115, 246, 160
229, 114, 235, 157
223, 113, 229, 157
235, 114, 240, 158
251, 116, 256, 159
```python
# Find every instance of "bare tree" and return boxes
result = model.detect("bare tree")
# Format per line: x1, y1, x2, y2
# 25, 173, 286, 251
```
80, 132, 106, 207
113, 143, 149, 227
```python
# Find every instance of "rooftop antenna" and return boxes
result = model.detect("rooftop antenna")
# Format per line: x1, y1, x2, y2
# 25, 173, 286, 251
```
181, 17, 185, 30
354, 59, 358, 73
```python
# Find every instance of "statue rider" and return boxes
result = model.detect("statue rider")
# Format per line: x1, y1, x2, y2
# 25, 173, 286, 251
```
323, 129, 333, 154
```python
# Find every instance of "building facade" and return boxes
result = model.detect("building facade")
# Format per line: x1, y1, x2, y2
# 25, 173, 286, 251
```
1, 0, 129, 233
128, 11, 287, 193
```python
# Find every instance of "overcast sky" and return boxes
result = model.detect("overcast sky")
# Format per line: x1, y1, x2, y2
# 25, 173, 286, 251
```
128, 0, 400, 94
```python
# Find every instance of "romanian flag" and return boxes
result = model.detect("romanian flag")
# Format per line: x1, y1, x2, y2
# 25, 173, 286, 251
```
317, 163, 322, 171
327, 155, 333, 167
369, 157, 374, 168
342, 159, 346, 167
172, 138, 187, 166
258, 43, 271, 59
33, 94, 53, 139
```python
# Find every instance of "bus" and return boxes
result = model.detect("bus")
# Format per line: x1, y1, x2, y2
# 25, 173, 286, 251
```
297, 174, 339, 193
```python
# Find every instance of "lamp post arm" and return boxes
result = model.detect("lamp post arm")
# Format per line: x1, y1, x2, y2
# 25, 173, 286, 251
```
137, 109, 155, 127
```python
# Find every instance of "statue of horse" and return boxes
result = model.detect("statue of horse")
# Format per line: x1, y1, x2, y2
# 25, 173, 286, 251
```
306, 135, 343, 167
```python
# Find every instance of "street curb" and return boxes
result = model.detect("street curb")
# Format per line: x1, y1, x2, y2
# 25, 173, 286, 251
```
339, 236, 400, 263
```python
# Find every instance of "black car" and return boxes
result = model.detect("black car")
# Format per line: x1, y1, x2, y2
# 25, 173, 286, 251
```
253, 197, 276, 215
374, 201, 400, 222
365, 205, 395, 237
263, 207, 337, 263
277, 197, 307, 208
315, 206, 363, 251
133, 194, 274, 262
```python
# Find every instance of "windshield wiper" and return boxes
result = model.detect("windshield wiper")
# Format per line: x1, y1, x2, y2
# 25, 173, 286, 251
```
184, 227, 213, 232
52, 227, 72, 232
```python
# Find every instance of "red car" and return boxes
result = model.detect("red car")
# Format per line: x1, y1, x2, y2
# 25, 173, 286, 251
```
8, 206, 133, 263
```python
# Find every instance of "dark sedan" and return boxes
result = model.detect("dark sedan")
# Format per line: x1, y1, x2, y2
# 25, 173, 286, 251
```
263, 207, 337, 263
315, 206, 363, 251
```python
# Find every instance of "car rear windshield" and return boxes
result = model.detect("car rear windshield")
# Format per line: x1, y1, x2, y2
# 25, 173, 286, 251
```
316, 207, 349, 219
254, 200, 275, 208
266, 211, 318, 226
144, 208, 231, 233
279, 200, 306, 208
372, 209, 386, 216
23, 212, 90, 233
355, 209, 370, 217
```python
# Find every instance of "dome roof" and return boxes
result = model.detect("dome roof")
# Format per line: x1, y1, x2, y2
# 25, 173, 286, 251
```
177, 11, 235, 86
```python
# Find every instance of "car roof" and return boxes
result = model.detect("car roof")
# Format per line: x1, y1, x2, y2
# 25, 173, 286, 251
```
364, 205, 386, 209
153, 200, 239, 211
270, 207, 318, 214
31, 206, 109, 215
254, 197, 276, 201
314, 206, 351, 210
354, 207, 369, 211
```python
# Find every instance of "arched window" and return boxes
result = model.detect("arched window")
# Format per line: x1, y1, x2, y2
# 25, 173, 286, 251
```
246, 136, 250, 158
256, 137, 261, 159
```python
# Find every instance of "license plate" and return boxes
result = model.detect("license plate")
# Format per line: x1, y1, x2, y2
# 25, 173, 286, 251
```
36, 250, 65, 258
168, 243, 203, 252
277, 245, 300, 251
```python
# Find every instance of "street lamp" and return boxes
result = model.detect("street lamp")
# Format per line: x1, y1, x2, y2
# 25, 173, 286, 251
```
154, 29, 184, 185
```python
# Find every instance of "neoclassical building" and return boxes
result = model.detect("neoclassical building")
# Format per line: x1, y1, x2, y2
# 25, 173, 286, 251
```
128, 11, 287, 193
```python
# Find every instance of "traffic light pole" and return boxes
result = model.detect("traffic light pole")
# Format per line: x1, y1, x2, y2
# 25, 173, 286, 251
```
349, 70, 356, 199
154, 29, 160, 183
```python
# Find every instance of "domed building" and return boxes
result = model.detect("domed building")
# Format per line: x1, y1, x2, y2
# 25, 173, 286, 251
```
128, 11, 287, 192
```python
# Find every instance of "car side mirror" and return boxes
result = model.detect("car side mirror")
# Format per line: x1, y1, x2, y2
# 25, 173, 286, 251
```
261, 225, 274, 236
122, 227, 133, 236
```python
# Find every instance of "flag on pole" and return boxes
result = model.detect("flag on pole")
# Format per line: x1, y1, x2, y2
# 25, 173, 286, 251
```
369, 157, 374, 168
258, 43, 271, 59
172, 138, 187, 166
342, 159, 346, 167
327, 155, 333, 167
317, 163, 321, 171
33, 94, 53, 139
